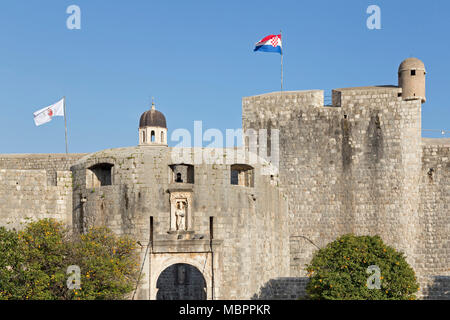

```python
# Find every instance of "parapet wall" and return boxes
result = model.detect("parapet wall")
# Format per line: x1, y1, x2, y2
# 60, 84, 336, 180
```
0, 169, 73, 229
0, 154, 86, 186
0, 154, 85, 230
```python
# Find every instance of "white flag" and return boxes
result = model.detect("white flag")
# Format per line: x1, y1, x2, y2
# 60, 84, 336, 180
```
33, 98, 65, 126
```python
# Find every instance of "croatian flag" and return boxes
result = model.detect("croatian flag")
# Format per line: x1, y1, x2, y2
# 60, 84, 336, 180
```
254, 34, 282, 54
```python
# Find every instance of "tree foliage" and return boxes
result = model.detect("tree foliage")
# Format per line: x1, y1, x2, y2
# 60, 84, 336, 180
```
306, 234, 419, 300
0, 219, 140, 300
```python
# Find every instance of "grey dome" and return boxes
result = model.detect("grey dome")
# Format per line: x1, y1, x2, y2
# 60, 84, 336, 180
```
139, 107, 167, 128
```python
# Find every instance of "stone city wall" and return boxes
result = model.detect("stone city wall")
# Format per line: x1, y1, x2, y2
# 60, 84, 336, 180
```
0, 154, 86, 185
71, 146, 290, 299
418, 139, 450, 299
0, 169, 73, 229
0, 154, 85, 230
242, 88, 448, 299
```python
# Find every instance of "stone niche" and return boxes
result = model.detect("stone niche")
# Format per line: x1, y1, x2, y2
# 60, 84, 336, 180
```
169, 164, 194, 184
168, 188, 193, 232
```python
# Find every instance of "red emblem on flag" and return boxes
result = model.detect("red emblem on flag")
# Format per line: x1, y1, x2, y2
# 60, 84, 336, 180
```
48, 109, 53, 117
271, 36, 279, 47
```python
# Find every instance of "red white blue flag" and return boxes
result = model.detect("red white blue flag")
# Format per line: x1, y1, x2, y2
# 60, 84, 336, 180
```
254, 34, 282, 54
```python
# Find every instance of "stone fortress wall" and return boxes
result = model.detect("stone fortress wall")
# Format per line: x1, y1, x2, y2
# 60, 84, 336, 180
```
69, 147, 290, 299
0, 57, 448, 300
0, 154, 85, 229
242, 88, 449, 299
418, 139, 449, 298
0, 154, 86, 186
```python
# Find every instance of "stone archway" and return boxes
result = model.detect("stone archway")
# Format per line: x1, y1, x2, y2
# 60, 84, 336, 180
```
156, 263, 206, 300
150, 253, 214, 300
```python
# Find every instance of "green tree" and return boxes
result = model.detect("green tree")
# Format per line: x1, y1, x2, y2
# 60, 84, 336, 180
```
0, 226, 27, 299
0, 219, 140, 300
69, 227, 140, 300
18, 219, 69, 299
306, 234, 419, 300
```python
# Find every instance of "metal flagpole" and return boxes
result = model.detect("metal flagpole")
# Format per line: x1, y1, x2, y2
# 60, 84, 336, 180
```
63, 96, 68, 154
280, 30, 283, 92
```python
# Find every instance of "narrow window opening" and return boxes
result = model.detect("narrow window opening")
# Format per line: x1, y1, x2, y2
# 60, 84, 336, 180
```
151, 131, 155, 142
427, 168, 434, 182
411, 70, 416, 76
150, 216, 154, 244
209, 217, 214, 240
161, 131, 165, 144
230, 164, 254, 187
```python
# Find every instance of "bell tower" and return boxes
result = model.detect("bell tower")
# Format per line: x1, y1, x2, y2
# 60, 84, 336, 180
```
138, 99, 168, 146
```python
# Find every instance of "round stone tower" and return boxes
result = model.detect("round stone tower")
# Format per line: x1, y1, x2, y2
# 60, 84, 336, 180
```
139, 100, 168, 146
398, 57, 426, 103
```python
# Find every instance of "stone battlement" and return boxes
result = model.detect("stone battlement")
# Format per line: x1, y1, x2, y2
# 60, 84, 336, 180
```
243, 86, 405, 110
242, 82, 448, 299
332, 85, 402, 107
0, 153, 86, 186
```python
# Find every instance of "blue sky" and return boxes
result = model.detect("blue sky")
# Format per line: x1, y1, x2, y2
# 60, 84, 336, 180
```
0, 0, 448, 153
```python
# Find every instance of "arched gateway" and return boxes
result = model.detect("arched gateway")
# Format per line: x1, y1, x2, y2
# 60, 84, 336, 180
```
149, 252, 215, 300
156, 263, 206, 300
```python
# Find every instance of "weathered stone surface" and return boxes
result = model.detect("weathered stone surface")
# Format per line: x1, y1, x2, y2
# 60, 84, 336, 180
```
68, 146, 290, 300
242, 88, 449, 300
0, 85, 448, 300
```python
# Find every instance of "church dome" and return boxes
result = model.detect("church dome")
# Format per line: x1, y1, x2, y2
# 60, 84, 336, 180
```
398, 58, 426, 73
139, 102, 167, 128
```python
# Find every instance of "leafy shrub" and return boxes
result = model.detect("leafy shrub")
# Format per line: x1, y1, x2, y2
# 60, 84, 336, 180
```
306, 234, 419, 300
69, 227, 140, 300
0, 226, 27, 299
0, 219, 140, 300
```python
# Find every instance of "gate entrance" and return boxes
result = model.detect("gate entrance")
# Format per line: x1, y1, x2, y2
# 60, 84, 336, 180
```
156, 263, 206, 300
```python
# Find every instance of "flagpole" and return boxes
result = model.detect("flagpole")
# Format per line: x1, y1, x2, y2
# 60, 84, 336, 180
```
280, 30, 283, 92
63, 96, 68, 154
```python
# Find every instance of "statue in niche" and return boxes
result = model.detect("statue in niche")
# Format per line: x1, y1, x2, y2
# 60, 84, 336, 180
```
175, 200, 187, 231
